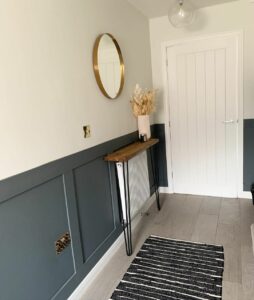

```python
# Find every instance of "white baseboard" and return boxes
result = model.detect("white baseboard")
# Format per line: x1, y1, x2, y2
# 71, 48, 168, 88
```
68, 233, 124, 300
159, 187, 253, 200
159, 186, 173, 194
238, 191, 252, 199
68, 193, 156, 300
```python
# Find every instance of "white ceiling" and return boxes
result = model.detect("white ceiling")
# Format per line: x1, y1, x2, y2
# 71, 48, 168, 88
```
127, 0, 238, 18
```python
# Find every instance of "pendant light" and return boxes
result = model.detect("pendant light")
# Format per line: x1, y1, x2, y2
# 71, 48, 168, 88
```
168, 0, 196, 28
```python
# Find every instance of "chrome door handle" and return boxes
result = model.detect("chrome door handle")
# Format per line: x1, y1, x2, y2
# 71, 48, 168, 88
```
222, 119, 238, 124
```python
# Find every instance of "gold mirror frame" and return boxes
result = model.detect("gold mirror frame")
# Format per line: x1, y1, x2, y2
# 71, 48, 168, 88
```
93, 33, 125, 99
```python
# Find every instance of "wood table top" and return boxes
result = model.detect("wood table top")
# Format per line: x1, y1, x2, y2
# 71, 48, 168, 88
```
104, 138, 159, 162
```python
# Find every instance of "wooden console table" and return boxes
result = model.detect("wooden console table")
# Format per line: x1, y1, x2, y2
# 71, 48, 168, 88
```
105, 139, 160, 256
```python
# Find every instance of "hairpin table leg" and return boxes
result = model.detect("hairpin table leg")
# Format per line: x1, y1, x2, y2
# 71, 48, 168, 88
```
122, 161, 133, 256
149, 148, 161, 211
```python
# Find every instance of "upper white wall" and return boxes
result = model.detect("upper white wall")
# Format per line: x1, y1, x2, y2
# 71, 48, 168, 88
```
150, 0, 254, 123
0, 0, 152, 180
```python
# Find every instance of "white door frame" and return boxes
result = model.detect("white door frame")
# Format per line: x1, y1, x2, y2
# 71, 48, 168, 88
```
161, 31, 247, 198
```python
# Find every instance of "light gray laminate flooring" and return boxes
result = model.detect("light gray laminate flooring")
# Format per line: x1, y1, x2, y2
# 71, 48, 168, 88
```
80, 194, 254, 300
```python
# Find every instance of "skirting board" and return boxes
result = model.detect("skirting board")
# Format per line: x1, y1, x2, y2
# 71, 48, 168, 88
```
68, 193, 157, 300
238, 191, 252, 199
159, 187, 252, 199
159, 186, 173, 194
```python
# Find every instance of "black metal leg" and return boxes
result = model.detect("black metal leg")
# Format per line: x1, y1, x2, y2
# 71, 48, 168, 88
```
116, 146, 159, 256
149, 148, 161, 211
122, 161, 133, 256
251, 184, 254, 206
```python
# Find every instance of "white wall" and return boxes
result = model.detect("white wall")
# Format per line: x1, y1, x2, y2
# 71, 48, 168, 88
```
150, 0, 254, 123
0, 0, 152, 180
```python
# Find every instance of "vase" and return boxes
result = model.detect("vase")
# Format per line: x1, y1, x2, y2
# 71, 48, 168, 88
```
138, 115, 151, 140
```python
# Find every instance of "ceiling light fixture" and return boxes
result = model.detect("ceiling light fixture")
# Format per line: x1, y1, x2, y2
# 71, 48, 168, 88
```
168, 0, 196, 28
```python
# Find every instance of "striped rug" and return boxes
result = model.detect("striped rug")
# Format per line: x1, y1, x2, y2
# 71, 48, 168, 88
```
110, 235, 224, 300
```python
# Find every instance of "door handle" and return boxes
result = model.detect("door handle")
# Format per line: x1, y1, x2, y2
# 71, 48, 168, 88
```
222, 119, 238, 124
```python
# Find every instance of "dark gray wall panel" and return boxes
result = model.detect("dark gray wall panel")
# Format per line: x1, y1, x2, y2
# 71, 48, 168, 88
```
151, 124, 168, 187
244, 119, 254, 191
0, 176, 75, 300
73, 158, 115, 261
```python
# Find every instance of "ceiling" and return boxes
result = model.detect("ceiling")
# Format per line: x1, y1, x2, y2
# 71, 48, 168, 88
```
127, 0, 238, 18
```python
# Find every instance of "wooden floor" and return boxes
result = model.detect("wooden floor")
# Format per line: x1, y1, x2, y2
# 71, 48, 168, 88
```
81, 194, 254, 300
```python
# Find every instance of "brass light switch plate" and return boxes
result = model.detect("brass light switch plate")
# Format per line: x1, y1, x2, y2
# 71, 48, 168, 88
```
83, 125, 91, 138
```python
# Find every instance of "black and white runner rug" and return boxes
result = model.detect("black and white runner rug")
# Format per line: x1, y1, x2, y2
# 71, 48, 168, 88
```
110, 235, 224, 300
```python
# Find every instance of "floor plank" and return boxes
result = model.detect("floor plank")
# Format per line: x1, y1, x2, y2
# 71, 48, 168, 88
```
241, 246, 254, 299
200, 196, 221, 215
222, 281, 242, 300
216, 223, 240, 248
223, 246, 242, 283
191, 213, 218, 243
219, 198, 240, 225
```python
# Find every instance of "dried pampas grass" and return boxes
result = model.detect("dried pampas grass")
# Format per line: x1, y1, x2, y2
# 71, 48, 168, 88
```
130, 84, 156, 117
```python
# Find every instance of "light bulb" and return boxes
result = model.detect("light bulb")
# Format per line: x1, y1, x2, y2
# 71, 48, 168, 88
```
168, 0, 196, 28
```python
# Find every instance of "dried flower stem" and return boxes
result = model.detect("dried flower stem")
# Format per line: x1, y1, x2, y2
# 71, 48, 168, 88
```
130, 84, 156, 117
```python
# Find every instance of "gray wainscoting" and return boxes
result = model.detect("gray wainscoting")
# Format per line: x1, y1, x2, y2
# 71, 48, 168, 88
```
0, 176, 75, 300
152, 124, 168, 188
0, 125, 167, 300
244, 119, 254, 191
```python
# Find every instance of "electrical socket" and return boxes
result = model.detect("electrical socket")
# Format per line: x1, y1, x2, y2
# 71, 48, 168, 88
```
83, 125, 91, 138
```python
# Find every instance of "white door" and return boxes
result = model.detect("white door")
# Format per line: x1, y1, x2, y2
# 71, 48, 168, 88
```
167, 35, 239, 197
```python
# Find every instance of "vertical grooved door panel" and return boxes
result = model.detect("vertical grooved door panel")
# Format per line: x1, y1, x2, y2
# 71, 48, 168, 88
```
167, 35, 239, 197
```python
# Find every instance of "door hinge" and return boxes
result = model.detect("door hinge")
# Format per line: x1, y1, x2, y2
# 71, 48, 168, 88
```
171, 172, 174, 179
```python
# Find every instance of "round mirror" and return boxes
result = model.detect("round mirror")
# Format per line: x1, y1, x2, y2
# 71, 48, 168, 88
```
93, 33, 124, 99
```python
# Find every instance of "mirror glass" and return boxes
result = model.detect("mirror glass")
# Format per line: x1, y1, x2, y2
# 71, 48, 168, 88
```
93, 34, 124, 99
